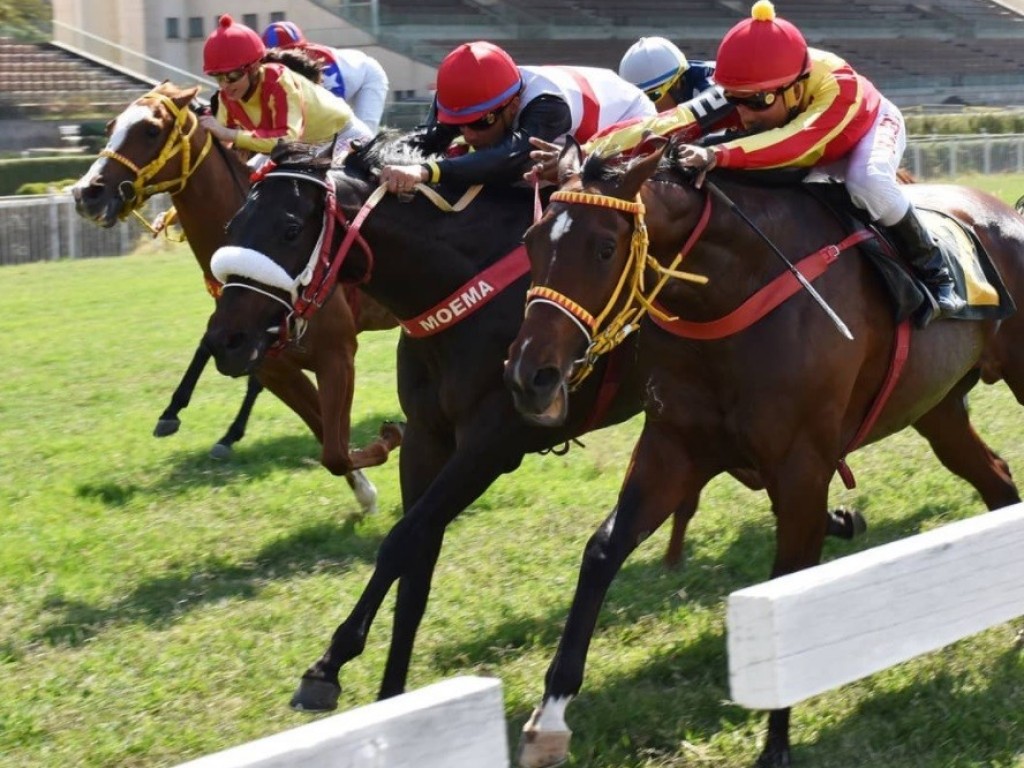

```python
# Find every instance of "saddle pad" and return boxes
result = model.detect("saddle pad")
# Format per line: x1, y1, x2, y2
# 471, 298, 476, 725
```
918, 208, 1015, 321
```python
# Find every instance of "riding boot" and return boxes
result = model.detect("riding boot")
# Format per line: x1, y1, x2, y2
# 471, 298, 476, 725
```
889, 206, 966, 322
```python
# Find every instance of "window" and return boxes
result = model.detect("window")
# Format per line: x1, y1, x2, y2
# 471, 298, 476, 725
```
242, 14, 259, 30
165, 18, 180, 40
269, 11, 286, 22
187, 16, 204, 39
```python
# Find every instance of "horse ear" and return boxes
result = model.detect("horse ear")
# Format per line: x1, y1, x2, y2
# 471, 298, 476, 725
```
557, 135, 584, 183
619, 141, 667, 200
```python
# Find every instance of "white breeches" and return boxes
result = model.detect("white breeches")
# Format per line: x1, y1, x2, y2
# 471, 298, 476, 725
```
818, 96, 911, 226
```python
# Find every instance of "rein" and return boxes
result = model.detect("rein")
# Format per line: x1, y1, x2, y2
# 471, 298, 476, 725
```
526, 188, 710, 388
99, 89, 214, 235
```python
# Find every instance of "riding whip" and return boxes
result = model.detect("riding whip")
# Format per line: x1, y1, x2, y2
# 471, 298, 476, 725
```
704, 179, 854, 341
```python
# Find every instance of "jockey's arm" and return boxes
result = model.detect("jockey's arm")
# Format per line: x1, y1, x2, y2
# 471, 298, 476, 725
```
423, 96, 572, 187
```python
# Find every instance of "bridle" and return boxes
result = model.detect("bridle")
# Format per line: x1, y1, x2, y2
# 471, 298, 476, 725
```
98, 89, 215, 233
211, 164, 383, 349
524, 187, 711, 388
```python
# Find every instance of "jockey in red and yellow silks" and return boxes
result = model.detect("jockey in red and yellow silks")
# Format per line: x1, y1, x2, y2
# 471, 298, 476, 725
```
199, 15, 370, 157
672, 0, 964, 321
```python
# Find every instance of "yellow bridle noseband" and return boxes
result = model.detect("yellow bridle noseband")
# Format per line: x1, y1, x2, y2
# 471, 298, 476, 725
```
525, 187, 708, 389
99, 89, 214, 234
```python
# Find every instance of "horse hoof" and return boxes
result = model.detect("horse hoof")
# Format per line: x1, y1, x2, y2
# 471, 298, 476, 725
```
517, 726, 571, 768
290, 677, 341, 712
380, 420, 405, 450
153, 418, 181, 437
826, 506, 867, 540
209, 443, 233, 461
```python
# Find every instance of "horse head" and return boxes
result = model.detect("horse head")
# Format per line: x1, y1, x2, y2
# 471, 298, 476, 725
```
72, 82, 213, 227
506, 137, 679, 426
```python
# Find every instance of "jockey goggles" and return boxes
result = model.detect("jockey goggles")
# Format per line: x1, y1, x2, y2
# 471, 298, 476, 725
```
213, 68, 248, 85
644, 70, 683, 104
722, 88, 780, 111
461, 110, 501, 131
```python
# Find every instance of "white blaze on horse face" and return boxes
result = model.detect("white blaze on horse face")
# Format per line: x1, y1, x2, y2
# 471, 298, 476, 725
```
549, 210, 573, 247
109, 103, 152, 153
74, 103, 153, 188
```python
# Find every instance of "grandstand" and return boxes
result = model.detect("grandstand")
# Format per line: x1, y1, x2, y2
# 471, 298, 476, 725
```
0, 38, 151, 118
3, 0, 1022, 133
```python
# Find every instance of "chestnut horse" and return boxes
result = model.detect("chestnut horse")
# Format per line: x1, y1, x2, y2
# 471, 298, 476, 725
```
71, 82, 399, 513
504, 140, 1024, 767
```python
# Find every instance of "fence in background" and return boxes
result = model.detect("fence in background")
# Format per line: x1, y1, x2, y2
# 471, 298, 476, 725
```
0, 193, 168, 265
4, 134, 1024, 267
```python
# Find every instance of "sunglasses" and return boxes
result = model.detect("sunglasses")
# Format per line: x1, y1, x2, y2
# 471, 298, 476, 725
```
214, 69, 247, 85
645, 87, 665, 103
723, 89, 780, 111
461, 111, 500, 131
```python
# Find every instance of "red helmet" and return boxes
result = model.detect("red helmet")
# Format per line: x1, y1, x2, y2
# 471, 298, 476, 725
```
262, 21, 306, 49
203, 14, 266, 74
715, 1, 809, 92
435, 41, 522, 125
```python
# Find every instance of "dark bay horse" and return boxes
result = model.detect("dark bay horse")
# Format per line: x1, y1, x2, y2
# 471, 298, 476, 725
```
71, 82, 399, 513
504, 140, 1024, 767
199, 138, 656, 713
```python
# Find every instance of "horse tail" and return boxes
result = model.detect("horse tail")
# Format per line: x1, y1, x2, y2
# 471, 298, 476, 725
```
263, 49, 323, 86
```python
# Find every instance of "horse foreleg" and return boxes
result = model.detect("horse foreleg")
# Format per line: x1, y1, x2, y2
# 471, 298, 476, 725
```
519, 423, 711, 768
256, 357, 324, 441
291, 415, 522, 713
210, 374, 264, 460
378, 529, 445, 699
756, 444, 833, 768
154, 341, 211, 438
913, 390, 1020, 510
312, 341, 379, 515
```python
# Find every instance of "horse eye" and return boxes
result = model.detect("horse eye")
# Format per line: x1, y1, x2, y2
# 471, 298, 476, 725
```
145, 123, 161, 138
284, 223, 302, 240
598, 242, 616, 262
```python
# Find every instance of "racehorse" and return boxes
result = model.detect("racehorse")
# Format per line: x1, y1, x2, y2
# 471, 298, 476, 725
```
504, 138, 1024, 767
199, 136, 658, 714
71, 82, 399, 513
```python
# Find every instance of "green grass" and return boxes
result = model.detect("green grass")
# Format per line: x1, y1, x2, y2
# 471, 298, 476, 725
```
1, 178, 1023, 768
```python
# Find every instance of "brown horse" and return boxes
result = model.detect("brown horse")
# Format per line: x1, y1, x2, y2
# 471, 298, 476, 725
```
71, 82, 400, 513
504, 139, 1024, 767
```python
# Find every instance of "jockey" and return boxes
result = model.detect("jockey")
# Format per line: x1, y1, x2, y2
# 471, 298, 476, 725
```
618, 36, 716, 111
378, 40, 655, 192
199, 15, 372, 157
675, 1, 965, 319
261, 20, 389, 134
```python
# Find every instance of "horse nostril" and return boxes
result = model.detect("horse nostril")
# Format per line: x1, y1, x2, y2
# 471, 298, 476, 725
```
225, 331, 249, 355
531, 365, 562, 395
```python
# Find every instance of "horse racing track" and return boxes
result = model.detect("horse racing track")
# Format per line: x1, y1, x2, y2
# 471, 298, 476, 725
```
1, 245, 1023, 767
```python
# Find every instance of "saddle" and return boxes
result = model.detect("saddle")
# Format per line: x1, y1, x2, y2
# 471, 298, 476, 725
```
803, 181, 1016, 325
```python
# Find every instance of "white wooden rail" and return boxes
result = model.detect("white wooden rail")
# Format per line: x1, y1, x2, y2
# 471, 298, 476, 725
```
727, 502, 1024, 709
175, 676, 509, 768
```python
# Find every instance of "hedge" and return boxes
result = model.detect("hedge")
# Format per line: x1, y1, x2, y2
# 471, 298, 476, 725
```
0, 155, 97, 195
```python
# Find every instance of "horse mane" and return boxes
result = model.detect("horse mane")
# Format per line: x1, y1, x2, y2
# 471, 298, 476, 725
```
269, 141, 333, 170
344, 128, 439, 174
263, 49, 323, 85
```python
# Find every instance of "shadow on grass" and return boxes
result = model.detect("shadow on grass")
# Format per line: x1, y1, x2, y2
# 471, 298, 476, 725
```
31, 517, 388, 648
73, 412, 403, 503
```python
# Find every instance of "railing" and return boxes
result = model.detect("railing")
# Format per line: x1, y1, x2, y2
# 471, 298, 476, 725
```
4, 134, 1024, 267
0, 193, 168, 266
